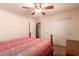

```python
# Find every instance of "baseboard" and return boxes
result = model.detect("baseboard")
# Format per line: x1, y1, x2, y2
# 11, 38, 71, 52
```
53, 44, 65, 48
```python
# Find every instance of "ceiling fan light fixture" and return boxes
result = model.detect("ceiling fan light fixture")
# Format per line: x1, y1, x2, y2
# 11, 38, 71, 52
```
22, 3, 54, 15
34, 8, 42, 14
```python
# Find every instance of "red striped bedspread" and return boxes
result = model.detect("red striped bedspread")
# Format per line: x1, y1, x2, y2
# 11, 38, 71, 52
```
0, 37, 53, 56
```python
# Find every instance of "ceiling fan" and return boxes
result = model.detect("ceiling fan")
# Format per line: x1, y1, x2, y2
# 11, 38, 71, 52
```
22, 3, 54, 15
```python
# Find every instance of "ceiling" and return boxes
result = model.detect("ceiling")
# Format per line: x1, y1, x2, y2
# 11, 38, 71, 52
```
0, 3, 79, 18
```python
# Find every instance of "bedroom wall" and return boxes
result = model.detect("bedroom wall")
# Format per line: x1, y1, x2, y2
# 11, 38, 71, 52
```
0, 9, 36, 41
40, 9, 79, 46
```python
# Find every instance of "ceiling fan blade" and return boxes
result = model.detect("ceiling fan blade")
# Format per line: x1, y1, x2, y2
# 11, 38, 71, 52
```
43, 5, 54, 9
32, 12, 35, 15
22, 6, 33, 9
41, 12, 46, 15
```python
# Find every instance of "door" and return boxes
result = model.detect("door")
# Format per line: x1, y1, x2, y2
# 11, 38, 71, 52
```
36, 22, 41, 38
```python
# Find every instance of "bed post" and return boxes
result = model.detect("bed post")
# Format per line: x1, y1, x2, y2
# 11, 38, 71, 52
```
51, 34, 53, 45
29, 21, 31, 37
50, 34, 53, 56
29, 32, 31, 37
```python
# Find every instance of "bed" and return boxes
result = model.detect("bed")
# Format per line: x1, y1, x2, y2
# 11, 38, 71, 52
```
0, 35, 53, 56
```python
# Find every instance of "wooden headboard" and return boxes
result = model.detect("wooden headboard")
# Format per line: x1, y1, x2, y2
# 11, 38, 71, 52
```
66, 40, 79, 56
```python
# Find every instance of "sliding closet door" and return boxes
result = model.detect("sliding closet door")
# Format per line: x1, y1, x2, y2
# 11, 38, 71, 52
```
53, 18, 74, 46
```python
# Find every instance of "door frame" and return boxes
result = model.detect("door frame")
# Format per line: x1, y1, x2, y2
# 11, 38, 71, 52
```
36, 22, 41, 38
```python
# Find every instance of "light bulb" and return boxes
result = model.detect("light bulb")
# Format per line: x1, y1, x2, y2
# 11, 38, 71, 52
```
34, 8, 42, 14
